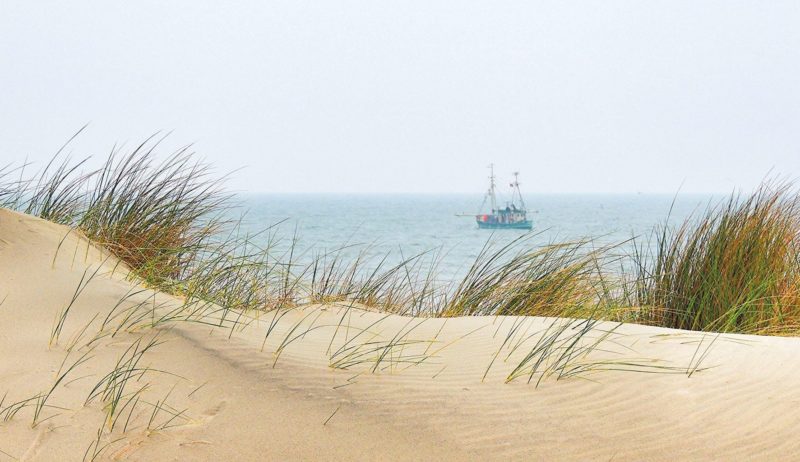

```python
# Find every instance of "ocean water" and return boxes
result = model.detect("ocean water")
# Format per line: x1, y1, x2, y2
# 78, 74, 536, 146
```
236, 194, 717, 281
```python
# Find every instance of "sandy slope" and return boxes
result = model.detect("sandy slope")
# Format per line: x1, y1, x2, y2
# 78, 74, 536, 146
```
1, 208, 800, 461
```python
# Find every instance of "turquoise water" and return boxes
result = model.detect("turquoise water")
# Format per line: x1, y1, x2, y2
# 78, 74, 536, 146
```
236, 194, 716, 281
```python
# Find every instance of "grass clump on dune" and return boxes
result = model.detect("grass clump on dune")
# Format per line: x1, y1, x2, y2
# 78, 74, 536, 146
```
440, 237, 610, 318
78, 139, 232, 287
2, 134, 274, 313
631, 181, 800, 334
6, 133, 800, 336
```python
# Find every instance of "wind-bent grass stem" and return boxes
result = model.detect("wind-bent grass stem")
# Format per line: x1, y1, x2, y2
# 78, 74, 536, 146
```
50, 262, 106, 347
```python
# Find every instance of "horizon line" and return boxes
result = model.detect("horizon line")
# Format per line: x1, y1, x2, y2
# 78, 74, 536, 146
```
235, 190, 728, 196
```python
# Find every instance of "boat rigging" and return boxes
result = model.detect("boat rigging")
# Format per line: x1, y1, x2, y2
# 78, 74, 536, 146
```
474, 164, 533, 230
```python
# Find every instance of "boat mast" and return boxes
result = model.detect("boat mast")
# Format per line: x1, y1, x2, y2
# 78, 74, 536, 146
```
488, 163, 497, 212
511, 171, 526, 210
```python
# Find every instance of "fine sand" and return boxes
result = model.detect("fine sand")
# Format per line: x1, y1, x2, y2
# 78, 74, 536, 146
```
2, 208, 800, 460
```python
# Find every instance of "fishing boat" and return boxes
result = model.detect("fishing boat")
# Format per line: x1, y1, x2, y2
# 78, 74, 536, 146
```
475, 165, 533, 230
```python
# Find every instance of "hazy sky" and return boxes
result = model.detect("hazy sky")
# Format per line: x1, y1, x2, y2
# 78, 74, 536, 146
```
2, 1, 799, 194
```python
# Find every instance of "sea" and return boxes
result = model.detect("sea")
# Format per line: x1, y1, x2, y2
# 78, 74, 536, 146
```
235, 194, 718, 281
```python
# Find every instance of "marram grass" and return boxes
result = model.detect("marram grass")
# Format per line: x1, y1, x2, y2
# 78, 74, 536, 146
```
629, 181, 800, 334
5, 134, 800, 335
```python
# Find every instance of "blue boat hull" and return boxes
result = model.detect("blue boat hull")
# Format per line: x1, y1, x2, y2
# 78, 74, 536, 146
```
477, 220, 533, 230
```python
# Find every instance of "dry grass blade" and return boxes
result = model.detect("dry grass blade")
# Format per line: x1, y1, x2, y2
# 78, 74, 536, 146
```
84, 336, 179, 431
50, 263, 105, 347
505, 316, 687, 386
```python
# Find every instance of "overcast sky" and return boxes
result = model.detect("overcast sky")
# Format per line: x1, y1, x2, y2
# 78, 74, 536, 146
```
2, 1, 799, 194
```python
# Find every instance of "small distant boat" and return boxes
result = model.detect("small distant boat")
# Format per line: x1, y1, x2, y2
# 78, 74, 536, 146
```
475, 164, 533, 230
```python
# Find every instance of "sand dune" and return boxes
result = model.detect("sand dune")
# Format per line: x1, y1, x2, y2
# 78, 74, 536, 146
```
1, 208, 799, 460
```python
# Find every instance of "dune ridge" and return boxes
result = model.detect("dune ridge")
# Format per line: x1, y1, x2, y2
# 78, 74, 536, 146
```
1, 207, 799, 461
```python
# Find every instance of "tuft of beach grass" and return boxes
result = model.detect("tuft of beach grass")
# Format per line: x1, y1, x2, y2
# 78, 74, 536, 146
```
6, 133, 800, 336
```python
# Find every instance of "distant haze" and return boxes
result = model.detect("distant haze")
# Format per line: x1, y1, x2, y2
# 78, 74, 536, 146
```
1, 1, 799, 194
